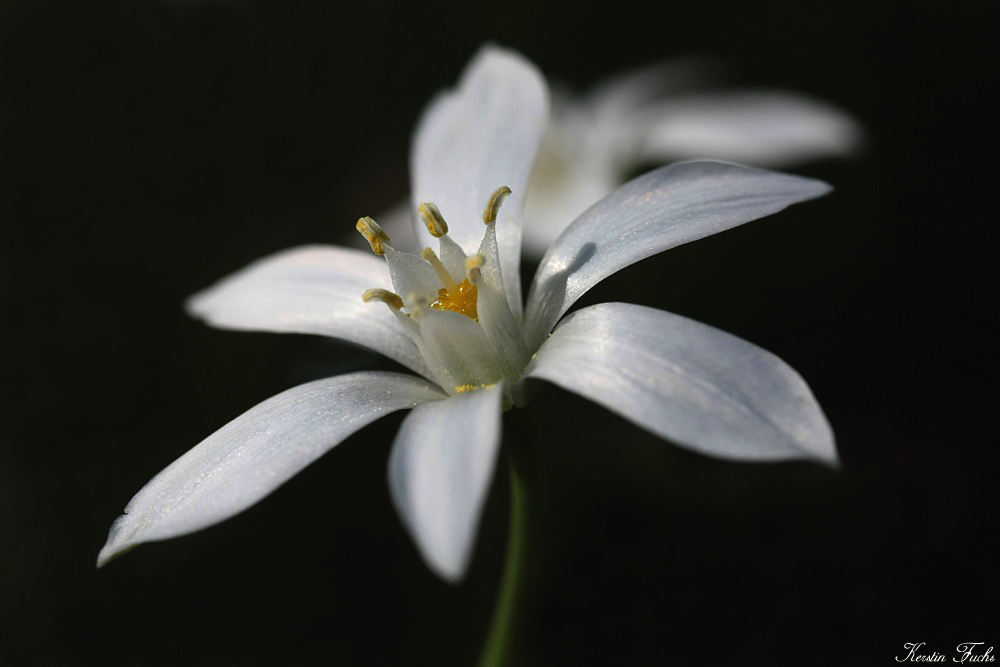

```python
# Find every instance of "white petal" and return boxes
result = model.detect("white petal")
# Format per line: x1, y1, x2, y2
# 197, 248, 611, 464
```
476, 224, 530, 381
417, 309, 499, 392
98, 372, 446, 566
523, 159, 616, 257
437, 234, 469, 281
522, 107, 620, 256
525, 303, 836, 464
587, 56, 724, 121
186, 245, 430, 378
384, 246, 441, 300
524, 161, 831, 346
634, 91, 864, 167
411, 45, 549, 317
388, 383, 503, 581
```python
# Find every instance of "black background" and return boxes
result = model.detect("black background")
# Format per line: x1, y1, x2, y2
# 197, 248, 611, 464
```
1, 1, 994, 665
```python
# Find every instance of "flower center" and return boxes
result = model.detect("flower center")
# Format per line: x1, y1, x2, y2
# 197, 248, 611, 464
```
356, 186, 529, 399
430, 279, 478, 320
418, 238, 479, 321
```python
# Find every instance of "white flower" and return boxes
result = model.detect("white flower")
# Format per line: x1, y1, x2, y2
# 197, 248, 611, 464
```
521, 57, 862, 253
98, 47, 838, 581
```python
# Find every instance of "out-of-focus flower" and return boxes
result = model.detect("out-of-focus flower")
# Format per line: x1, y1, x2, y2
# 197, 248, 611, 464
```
98, 47, 837, 581
523, 58, 862, 252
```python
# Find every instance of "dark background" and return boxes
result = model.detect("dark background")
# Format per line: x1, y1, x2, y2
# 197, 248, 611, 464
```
1, 1, 993, 665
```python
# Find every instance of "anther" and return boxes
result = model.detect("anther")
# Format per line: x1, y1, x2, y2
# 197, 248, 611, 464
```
418, 203, 449, 237
422, 247, 459, 292
465, 254, 485, 284
362, 288, 403, 310
356, 217, 391, 256
483, 186, 512, 224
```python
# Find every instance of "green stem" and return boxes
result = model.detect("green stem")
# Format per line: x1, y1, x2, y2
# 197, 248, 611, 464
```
477, 436, 540, 667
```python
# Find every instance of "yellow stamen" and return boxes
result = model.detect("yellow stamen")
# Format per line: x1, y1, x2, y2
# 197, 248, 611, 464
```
483, 186, 512, 224
362, 288, 403, 310
430, 279, 478, 320
421, 247, 459, 292
356, 217, 390, 256
418, 203, 449, 237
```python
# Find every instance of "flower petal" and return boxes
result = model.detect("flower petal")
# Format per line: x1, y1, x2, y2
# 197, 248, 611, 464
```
587, 56, 724, 121
388, 383, 503, 581
416, 309, 500, 392
525, 303, 836, 464
98, 372, 446, 567
633, 91, 864, 167
522, 58, 719, 256
522, 100, 620, 256
476, 223, 531, 382
186, 245, 431, 378
384, 246, 442, 300
411, 45, 549, 317
524, 161, 831, 346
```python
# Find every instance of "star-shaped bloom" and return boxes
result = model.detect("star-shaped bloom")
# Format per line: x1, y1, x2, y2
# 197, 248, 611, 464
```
98, 47, 838, 581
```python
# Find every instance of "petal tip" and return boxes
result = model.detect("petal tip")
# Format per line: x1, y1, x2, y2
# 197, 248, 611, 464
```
95, 545, 116, 569
815, 438, 841, 469
96, 513, 135, 568
183, 290, 210, 320
425, 551, 469, 584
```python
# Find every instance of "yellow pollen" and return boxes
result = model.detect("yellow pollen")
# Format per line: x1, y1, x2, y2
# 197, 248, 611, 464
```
483, 185, 512, 223
356, 216, 390, 256
418, 203, 449, 237
430, 278, 478, 320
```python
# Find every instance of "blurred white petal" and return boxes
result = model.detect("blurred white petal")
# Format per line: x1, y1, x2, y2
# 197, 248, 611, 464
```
635, 91, 864, 167
388, 383, 503, 581
523, 101, 619, 254
519, 59, 860, 258
587, 56, 725, 120
411, 45, 549, 316
526, 303, 836, 464
186, 245, 431, 378
98, 372, 446, 566
524, 161, 831, 346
